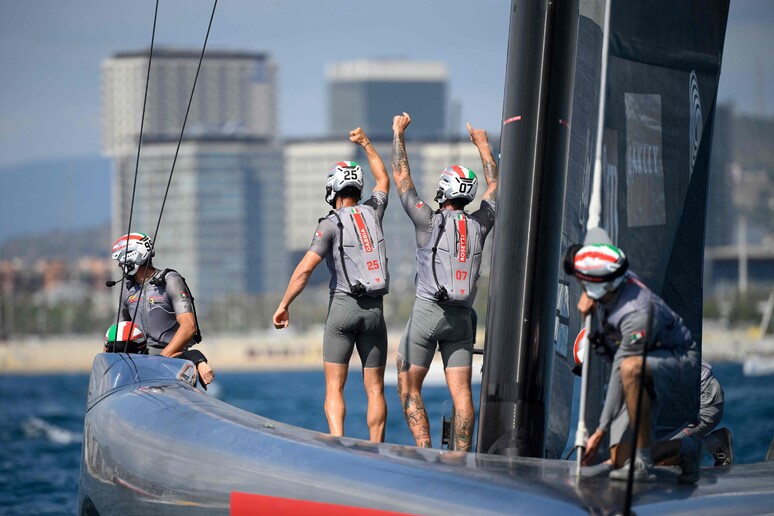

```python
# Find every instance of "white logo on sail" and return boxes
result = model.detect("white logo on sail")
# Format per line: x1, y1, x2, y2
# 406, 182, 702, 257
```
689, 70, 702, 178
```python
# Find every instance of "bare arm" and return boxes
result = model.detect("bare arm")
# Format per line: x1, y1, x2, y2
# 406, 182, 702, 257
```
273, 251, 324, 329
392, 112, 415, 195
467, 122, 498, 203
350, 127, 389, 195
160, 312, 197, 357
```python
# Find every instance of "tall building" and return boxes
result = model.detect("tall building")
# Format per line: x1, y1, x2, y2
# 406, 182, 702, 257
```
326, 59, 448, 140
102, 49, 285, 305
114, 137, 285, 301
102, 48, 277, 156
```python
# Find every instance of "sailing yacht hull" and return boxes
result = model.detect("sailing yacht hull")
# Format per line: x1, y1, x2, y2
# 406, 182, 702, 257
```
78, 354, 774, 515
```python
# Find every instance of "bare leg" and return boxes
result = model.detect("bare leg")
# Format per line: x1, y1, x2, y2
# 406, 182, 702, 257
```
610, 443, 622, 467
396, 355, 408, 405
620, 356, 652, 449
616, 436, 683, 467
363, 366, 387, 442
653, 439, 682, 465
445, 366, 474, 451
402, 364, 431, 448
323, 362, 348, 436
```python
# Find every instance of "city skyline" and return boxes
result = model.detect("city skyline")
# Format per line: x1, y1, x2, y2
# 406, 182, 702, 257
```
1, 0, 773, 170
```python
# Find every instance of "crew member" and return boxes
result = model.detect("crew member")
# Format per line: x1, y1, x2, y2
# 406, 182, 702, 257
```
392, 112, 497, 451
566, 228, 701, 482
273, 127, 390, 443
581, 350, 734, 468
111, 232, 214, 386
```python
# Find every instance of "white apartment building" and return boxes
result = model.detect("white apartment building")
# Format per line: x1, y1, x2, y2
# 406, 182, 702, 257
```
102, 48, 277, 156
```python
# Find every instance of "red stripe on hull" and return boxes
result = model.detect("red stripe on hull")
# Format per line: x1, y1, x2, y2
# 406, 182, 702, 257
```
230, 492, 411, 515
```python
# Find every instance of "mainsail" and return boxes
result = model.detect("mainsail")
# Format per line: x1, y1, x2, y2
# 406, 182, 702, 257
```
478, 0, 730, 458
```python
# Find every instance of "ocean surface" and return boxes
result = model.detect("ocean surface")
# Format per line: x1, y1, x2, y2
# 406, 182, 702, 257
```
1, 362, 773, 514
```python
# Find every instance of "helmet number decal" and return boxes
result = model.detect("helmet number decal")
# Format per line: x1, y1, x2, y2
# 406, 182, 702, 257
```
343, 170, 358, 181
458, 182, 472, 193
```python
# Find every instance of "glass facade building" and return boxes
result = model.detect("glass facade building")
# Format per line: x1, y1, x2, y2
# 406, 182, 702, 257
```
327, 60, 447, 140
114, 138, 285, 304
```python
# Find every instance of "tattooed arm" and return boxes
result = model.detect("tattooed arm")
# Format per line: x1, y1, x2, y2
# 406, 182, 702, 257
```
467, 122, 498, 203
392, 112, 415, 195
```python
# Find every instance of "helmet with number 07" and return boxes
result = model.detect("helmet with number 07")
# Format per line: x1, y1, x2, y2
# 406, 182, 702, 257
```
325, 161, 364, 206
111, 232, 155, 276
435, 166, 478, 205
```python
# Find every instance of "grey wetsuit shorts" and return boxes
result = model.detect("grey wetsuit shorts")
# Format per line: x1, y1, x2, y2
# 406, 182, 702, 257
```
397, 298, 473, 370
610, 346, 701, 446
323, 294, 387, 368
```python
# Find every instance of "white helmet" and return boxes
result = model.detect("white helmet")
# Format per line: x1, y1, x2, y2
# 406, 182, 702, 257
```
326, 161, 364, 206
570, 243, 628, 300
104, 322, 147, 354
111, 232, 154, 276
434, 166, 478, 205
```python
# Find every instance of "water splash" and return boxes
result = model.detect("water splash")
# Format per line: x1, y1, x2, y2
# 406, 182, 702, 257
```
21, 417, 82, 445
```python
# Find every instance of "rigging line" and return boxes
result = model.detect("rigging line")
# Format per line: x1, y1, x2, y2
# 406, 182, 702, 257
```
124, 0, 218, 359
623, 293, 655, 516
150, 0, 218, 247
575, 0, 611, 479
112, 0, 160, 354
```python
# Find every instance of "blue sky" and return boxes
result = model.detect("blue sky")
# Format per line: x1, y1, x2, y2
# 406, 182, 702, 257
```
0, 0, 772, 169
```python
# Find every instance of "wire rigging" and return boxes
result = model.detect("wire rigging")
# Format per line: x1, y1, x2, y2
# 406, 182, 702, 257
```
112, 0, 160, 353
112, 0, 219, 354
151, 0, 218, 246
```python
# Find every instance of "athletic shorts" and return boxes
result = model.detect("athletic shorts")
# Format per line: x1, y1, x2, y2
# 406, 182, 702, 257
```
323, 294, 387, 368
397, 298, 473, 370
610, 345, 701, 445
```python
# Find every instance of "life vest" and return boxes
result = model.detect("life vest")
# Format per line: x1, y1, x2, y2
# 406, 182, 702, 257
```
147, 268, 203, 344
328, 206, 389, 297
429, 211, 483, 306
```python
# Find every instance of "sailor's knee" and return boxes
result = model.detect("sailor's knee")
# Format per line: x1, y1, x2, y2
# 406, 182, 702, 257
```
620, 356, 643, 383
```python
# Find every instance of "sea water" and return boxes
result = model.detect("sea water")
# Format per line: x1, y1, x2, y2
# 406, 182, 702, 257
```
1, 362, 772, 514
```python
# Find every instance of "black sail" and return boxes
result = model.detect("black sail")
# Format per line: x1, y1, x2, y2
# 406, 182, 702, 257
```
478, 0, 730, 458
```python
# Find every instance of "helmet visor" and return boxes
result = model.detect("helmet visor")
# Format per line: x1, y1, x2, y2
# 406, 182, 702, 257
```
580, 280, 610, 300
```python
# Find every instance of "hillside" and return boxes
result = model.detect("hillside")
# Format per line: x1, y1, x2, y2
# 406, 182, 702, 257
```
0, 156, 111, 245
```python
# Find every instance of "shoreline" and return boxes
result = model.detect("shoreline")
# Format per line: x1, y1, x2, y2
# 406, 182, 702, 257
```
1, 325, 772, 374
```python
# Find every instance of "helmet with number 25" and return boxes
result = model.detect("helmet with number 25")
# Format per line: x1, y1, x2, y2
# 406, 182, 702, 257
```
326, 161, 364, 207
435, 166, 478, 205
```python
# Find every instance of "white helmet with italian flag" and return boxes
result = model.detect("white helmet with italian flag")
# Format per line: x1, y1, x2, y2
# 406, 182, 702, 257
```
111, 232, 155, 276
435, 166, 478, 205
104, 322, 147, 354
570, 243, 629, 300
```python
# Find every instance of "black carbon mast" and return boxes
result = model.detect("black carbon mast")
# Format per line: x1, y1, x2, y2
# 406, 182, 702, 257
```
477, 0, 580, 456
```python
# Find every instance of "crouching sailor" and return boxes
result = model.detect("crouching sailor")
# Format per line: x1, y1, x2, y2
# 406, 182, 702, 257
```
566, 228, 701, 483
577, 334, 734, 470
273, 126, 391, 443
109, 232, 214, 386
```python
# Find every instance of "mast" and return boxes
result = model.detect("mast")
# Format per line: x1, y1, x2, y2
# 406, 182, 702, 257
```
478, 0, 579, 456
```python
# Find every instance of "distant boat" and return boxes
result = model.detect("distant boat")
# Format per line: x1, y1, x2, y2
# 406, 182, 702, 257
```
79, 0, 774, 514
743, 355, 774, 377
